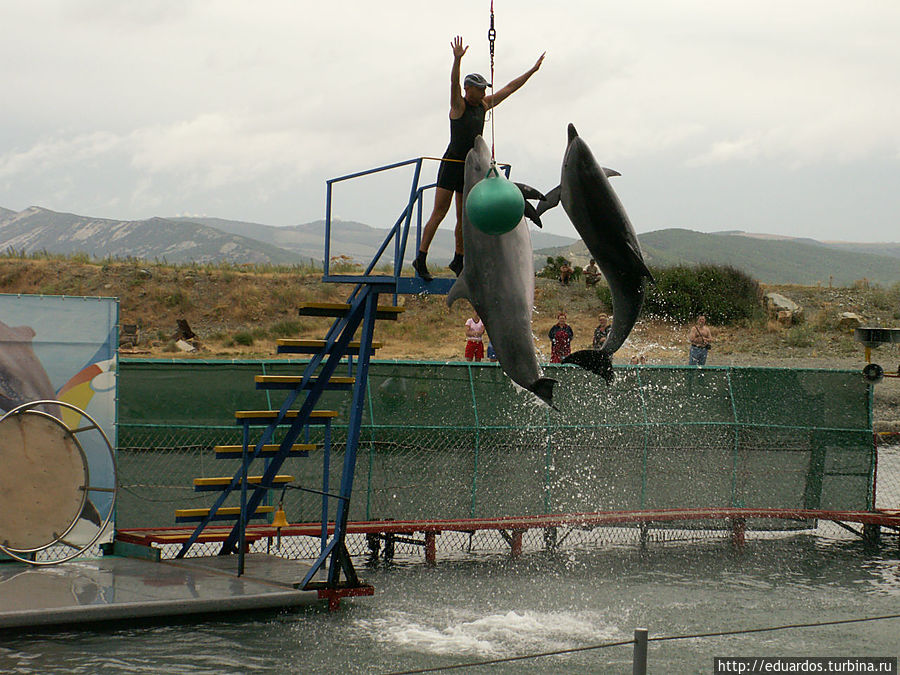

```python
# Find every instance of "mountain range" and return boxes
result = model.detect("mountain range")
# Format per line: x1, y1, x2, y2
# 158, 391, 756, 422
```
0, 206, 573, 268
539, 228, 900, 286
1, 206, 897, 286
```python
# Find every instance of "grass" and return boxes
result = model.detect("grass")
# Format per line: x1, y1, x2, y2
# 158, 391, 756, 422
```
0, 255, 896, 364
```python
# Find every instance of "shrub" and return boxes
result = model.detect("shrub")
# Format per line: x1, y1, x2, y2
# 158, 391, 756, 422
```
869, 284, 900, 313
233, 331, 254, 346
269, 320, 306, 338
538, 256, 581, 281
596, 263, 764, 325
785, 323, 815, 347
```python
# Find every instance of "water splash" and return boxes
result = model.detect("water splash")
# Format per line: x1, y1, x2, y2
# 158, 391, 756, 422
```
356, 608, 621, 658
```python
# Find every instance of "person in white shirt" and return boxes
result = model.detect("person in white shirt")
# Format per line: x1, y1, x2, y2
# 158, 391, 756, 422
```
464, 312, 485, 361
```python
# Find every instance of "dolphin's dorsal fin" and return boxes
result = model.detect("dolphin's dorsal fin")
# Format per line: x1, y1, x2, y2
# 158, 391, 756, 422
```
446, 275, 471, 308
603, 168, 621, 178
535, 185, 561, 218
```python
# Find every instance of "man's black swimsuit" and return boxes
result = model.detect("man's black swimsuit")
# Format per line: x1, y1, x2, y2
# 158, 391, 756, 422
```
435, 101, 486, 192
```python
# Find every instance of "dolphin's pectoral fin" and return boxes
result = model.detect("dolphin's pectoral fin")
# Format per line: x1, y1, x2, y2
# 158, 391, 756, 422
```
528, 377, 557, 408
602, 167, 622, 178
623, 240, 655, 281
514, 182, 546, 202
534, 185, 561, 218
523, 201, 543, 228
563, 350, 615, 384
446, 275, 470, 308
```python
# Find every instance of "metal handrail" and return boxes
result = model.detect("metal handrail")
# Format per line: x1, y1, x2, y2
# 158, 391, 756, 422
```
322, 156, 512, 283
324, 157, 428, 280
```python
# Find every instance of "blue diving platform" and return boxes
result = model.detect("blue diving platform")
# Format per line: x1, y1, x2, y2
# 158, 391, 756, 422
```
167, 156, 465, 600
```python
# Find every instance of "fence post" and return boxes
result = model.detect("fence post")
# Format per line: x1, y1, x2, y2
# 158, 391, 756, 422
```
468, 363, 480, 518
635, 370, 650, 509
633, 627, 648, 675
725, 368, 741, 507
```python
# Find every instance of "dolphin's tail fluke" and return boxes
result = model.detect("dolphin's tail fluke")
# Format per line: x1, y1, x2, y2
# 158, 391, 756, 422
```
528, 377, 557, 408
535, 185, 561, 218
563, 350, 615, 384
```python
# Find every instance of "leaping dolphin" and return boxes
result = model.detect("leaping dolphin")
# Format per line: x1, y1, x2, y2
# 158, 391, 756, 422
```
447, 136, 556, 407
537, 123, 654, 383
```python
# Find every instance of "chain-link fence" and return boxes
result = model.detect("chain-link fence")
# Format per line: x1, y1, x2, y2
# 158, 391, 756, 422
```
116, 360, 886, 560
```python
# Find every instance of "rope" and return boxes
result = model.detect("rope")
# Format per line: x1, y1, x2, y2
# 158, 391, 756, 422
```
383, 612, 900, 674
488, 0, 496, 161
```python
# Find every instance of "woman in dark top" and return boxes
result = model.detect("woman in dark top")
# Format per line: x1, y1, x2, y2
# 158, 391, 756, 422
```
413, 36, 545, 282
549, 312, 574, 363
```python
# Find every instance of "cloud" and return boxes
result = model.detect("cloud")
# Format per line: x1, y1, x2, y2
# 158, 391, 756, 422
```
1, 1, 899, 239
0, 132, 122, 178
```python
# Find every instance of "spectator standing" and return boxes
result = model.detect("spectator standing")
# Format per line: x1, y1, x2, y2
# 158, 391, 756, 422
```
688, 314, 713, 365
465, 312, 485, 361
549, 312, 574, 363
486, 340, 497, 362
593, 313, 611, 349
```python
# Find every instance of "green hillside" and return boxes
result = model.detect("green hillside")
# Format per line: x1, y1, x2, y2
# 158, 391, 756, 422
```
536, 228, 900, 286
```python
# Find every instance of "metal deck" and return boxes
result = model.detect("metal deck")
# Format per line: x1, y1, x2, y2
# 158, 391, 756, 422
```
0, 553, 371, 631
118, 507, 900, 565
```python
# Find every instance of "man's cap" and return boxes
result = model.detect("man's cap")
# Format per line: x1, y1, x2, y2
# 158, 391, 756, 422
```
464, 73, 491, 88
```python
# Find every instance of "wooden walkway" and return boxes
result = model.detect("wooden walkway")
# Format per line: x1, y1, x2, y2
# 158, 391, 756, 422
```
117, 507, 900, 565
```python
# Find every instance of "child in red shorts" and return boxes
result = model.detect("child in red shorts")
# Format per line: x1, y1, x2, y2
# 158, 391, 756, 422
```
464, 312, 485, 361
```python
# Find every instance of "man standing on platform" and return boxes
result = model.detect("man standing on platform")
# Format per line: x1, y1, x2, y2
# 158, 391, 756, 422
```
412, 36, 545, 282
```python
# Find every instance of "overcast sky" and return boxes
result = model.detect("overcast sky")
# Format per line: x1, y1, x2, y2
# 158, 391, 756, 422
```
1, 1, 898, 243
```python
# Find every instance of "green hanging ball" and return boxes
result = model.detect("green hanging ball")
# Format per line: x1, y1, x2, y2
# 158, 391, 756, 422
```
466, 168, 525, 235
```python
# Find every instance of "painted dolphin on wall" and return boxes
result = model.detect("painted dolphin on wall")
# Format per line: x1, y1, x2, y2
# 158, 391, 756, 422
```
537, 123, 654, 383
447, 136, 556, 407
0, 322, 60, 418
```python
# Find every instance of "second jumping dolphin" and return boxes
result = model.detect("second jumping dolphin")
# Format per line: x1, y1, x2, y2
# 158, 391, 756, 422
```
537, 123, 654, 383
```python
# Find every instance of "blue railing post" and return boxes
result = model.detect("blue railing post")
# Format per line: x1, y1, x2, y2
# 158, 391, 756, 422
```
395, 158, 424, 279
321, 421, 331, 553
328, 289, 380, 586
324, 181, 333, 276
238, 421, 249, 576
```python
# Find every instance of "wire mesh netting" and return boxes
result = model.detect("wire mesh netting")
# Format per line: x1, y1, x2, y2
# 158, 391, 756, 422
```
116, 360, 884, 560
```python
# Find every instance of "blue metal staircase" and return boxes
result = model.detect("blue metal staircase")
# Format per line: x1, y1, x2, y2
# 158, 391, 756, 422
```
174, 156, 462, 591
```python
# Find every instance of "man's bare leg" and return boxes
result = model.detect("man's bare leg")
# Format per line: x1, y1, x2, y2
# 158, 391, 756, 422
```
414, 187, 454, 281
449, 193, 465, 276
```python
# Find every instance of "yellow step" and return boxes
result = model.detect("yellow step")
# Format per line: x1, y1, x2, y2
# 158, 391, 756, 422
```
297, 302, 404, 320
214, 443, 318, 458
175, 505, 274, 522
234, 409, 338, 425
192, 475, 294, 488
275, 339, 382, 354
254, 375, 355, 390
